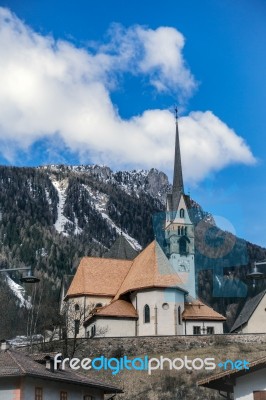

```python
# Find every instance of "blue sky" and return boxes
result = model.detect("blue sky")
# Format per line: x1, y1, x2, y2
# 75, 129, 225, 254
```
0, 0, 266, 248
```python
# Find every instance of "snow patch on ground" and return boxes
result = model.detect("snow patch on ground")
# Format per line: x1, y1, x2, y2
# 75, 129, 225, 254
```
51, 176, 84, 235
100, 212, 142, 251
51, 177, 71, 235
6, 274, 31, 309
82, 184, 142, 251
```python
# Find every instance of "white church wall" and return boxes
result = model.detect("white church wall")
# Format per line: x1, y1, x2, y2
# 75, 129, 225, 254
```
184, 320, 224, 335
132, 289, 185, 336
65, 295, 112, 338
86, 318, 135, 337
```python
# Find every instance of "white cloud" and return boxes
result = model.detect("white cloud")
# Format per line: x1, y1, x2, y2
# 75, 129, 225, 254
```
0, 8, 256, 185
178, 111, 256, 184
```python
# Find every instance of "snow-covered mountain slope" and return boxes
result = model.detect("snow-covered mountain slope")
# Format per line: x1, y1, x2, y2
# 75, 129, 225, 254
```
41, 164, 213, 244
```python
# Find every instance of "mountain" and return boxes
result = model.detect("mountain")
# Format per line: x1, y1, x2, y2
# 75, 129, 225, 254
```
0, 164, 265, 336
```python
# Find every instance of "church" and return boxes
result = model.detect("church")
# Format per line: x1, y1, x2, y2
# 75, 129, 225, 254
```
65, 115, 226, 337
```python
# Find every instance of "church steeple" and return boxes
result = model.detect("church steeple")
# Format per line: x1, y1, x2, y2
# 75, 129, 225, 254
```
164, 108, 196, 297
172, 108, 184, 211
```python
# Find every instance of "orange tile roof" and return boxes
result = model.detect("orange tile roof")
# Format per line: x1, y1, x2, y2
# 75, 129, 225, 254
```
66, 257, 132, 298
183, 299, 226, 321
114, 241, 185, 299
93, 300, 138, 318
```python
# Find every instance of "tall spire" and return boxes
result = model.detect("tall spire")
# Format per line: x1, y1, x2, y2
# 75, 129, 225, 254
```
172, 107, 184, 205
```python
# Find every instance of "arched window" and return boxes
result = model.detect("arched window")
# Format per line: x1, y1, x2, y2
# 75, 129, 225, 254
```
179, 237, 187, 255
178, 306, 182, 325
178, 226, 180, 235
74, 304, 80, 311
181, 226, 184, 236
144, 304, 150, 323
180, 208, 185, 218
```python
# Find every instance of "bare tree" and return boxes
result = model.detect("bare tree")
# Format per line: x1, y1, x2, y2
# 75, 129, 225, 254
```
59, 300, 108, 357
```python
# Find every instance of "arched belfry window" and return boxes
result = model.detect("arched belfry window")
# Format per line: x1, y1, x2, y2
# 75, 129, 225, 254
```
178, 306, 182, 325
179, 236, 190, 255
144, 304, 150, 323
180, 208, 185, 218
179, 236, 187, 255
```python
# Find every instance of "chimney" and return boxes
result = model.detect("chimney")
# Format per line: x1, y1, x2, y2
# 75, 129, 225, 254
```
0, 340, 10, 351
44, 356, 55, 372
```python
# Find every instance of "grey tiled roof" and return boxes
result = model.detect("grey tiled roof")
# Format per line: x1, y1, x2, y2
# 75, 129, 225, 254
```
103, 235, 138, 260
0, 350, 122, 393
230, 289, 266, 332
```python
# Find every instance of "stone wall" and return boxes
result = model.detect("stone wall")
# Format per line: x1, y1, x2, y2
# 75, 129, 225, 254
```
25, 333, 266, 358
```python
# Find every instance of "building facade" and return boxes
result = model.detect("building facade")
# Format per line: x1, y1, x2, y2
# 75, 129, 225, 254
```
198, 356, 266, 400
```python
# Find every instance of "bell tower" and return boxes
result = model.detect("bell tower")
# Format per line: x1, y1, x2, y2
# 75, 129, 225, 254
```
165, 108, 196, 297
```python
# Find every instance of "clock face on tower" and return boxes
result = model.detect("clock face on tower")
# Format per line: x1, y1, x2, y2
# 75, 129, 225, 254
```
176, 259, 190, 272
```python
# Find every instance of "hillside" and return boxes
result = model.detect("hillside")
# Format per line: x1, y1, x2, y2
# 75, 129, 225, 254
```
0, 164, 265, 338
26, 334, 266, 400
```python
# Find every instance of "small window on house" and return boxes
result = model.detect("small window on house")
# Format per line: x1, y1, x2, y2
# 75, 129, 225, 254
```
180, 208, 185, 218
253, 392, 266, 400
95, 303, 103, 308
60, 392, 68, 400
35, 387, 43, 400
74, 304, 80, 311
144, 304, 150, 323
178, 306, 182, 325
207, 327, 214, 334
193, 326, 201, 335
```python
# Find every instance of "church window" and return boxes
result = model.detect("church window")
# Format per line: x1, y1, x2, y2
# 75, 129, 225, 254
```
162, 303, 169, 310
178, 226, 180, 235
178, 306, 182, 325
91, 325, 96, 337
179, 237, 187, 255
144, 305, 150, 323
181, 226, 184, 235
180, 208, 185, 218
193, 326, 201, 335
74, 319, 80, 335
